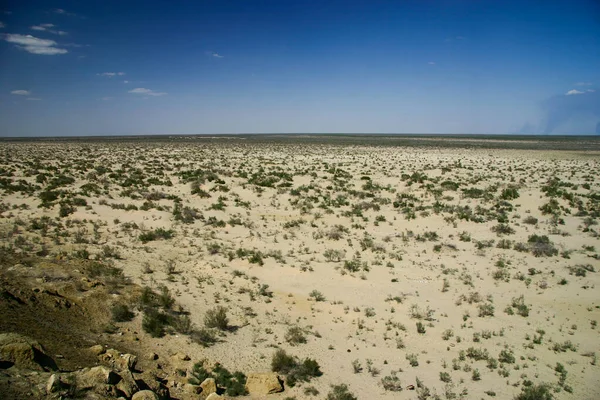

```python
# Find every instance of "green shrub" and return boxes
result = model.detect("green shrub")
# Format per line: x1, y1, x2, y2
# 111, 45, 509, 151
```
439, 371, 452, 383
501, 187, 519, 200
142, 308, 169, 338
326, 384, 358, 400
285, 326, 307, 345
188, 362, 212, 385
271, 349, 297, 374
568, 264, 595, 277
204, 306, 229, 330
508, 295, 530, 317
139, 228, 175, 243
188, 362, 248, 396
271, 349, 322, 387
528, 235, 558, 257
514, 383, 554, 400
190, 328, 218, 347
466, 347, 489, 361
309, 290, 326, 302
491, 223, 515, 236
478, 303, 495, 317
498, 349, 515, 364
381, 373, 402, 391
213, 364, 248, 396
111, 303, 134, 322
406, 353, 419, 367
59, 201, 76, 217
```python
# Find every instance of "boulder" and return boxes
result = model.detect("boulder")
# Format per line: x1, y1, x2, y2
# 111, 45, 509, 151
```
200, 377, 217, 396
206, 393, 223, 400
116, 369, 139, 398
100, 349, 137, 371
132, 390, 159, 400
76, 366, 121, 388
46, 374, 63, 393
172, 352, 190, 361
0, 333, 58, 371
183, 383, 201, 394
245, 372, 283, 395
89, 345, 105, 356
118, 353, 138, 371
143, 377, 170, 400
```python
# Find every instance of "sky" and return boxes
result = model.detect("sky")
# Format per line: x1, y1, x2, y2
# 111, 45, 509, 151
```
1, 0, 599, 136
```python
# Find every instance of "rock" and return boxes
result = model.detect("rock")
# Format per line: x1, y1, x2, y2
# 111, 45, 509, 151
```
119, 353, 138, 371
0, 333, 58, 371
245, 372, 283, 395
100, 349, 137, 371
89, 345, 105, 356
76, 366, 121, 388
183, 383, 201, 394
46, 374, 63, 393
148, 352, 158, 360
143, 377, 170, 400
200, 377, 217, 396
116, 369, 139, 398
100, 348, 121, 363
172, 352, 190, 361
132, 390, 159, 400
206, 393, 223, 400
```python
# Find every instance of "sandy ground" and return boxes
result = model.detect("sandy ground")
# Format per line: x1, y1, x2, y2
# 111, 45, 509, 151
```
1, 139, 599, 399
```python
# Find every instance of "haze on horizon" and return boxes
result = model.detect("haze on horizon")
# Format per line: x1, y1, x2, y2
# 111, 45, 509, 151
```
1, 0, 599, 137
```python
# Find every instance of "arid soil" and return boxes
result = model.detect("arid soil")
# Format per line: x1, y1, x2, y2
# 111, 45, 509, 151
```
0, 138, 599, 399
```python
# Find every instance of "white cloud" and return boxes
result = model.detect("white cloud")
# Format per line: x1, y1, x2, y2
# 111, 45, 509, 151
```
5, 34, 55, 47
53, 8, 81, 18
100, 97, 113, 101
11, 90, 30, 95
123, 80, 129, 84
24, 46, 67, 55
4, 33, 67, 55
428, 61, 436, 65
128, 88, 167, 96
587, 89, 596, 92
565, 89, 584, 95
31, 24, 67, 35
0, 22, 5, 28
97, 72, 125, 77
575, 82, 592, 86
212, 52, 224, 58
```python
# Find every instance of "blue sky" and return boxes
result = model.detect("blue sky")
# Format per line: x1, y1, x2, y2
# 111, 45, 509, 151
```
1, 0, 599, 136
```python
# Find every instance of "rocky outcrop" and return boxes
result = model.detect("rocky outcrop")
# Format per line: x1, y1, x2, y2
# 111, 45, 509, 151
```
200, 377, 217, 397
100, 348, 138, 371
132, 390, 159, 400
245, 372, 283, 395
0, 333, 58, 371
75, 366, 121, 388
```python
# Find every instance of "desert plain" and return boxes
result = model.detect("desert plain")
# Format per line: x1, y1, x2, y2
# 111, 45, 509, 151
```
0, 135, 599, 400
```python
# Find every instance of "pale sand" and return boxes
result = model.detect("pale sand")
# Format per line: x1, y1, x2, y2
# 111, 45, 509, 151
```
1, 140, 599, 399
